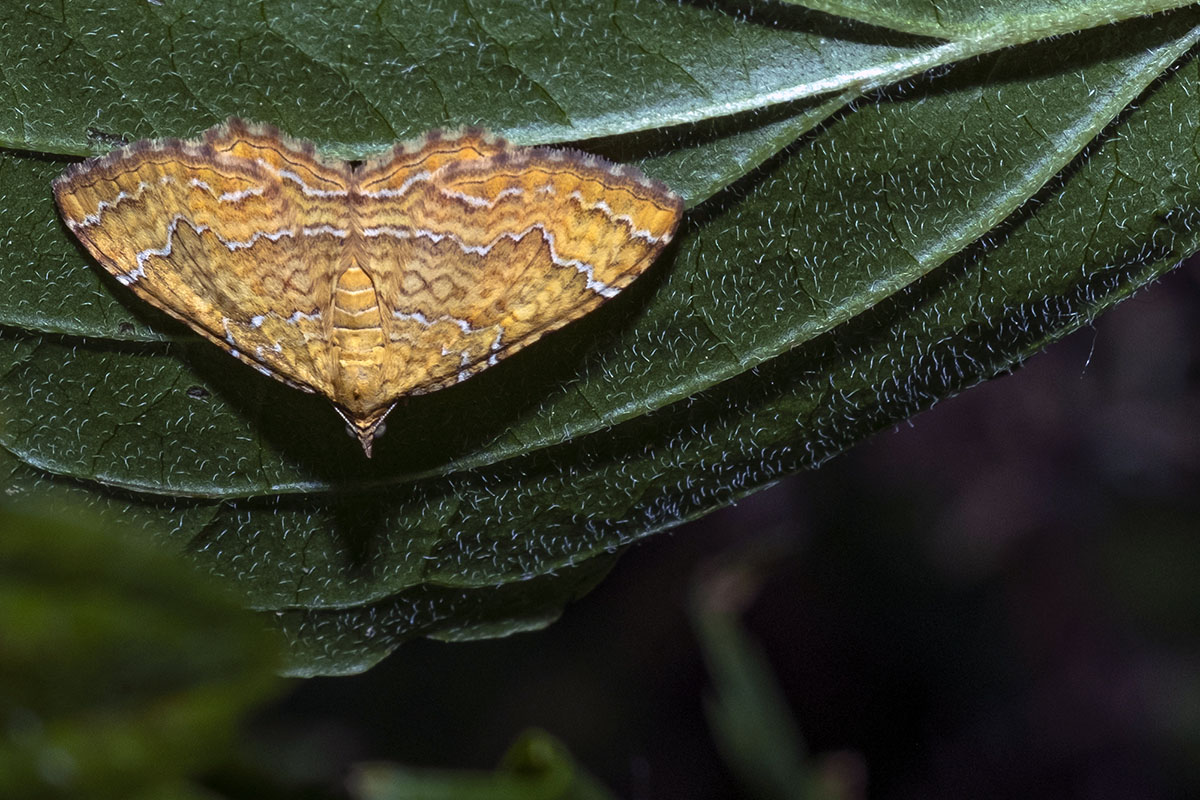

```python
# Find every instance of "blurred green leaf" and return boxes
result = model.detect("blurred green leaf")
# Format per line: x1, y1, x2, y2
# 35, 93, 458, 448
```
0, 504, 283, 799
691, 555, 824, 800
2, 3, 1199, 673
349, 730, 616, 800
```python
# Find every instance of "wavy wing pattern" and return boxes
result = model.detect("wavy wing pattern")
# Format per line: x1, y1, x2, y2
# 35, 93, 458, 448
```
53, 119, 684, 455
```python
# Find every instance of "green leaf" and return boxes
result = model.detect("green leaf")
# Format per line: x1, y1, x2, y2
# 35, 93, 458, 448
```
350, 730, 617, 800
0, 504, 282, 798
6, 14, 1193, 498
2, 3, 1199, 673
1, 0, 1185, 156
0, 0, 903, 155
782, 0, 1195, 39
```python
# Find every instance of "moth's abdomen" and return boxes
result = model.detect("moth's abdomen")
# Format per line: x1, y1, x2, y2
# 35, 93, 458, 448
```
331, 262, 386, 352
331, 262, 387, 416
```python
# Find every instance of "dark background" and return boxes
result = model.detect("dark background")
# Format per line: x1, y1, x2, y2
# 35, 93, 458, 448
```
253, 258, 1200, 799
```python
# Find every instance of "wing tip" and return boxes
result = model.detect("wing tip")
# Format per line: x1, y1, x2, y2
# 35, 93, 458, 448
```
53, 119, 246, 188
546, 148, 683, 207
450, 142, 685, 215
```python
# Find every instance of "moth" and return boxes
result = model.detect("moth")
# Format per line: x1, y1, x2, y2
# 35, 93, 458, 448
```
53, 119, 683, 456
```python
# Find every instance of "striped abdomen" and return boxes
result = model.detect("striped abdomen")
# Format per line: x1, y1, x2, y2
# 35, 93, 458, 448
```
331, 262, 385, 411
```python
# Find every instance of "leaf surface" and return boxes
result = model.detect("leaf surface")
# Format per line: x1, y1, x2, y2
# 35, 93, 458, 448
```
784, 0, 1194, 38
2, 3, 1199, 673
2, 12, 1194, 497
1, 0, 1185, 156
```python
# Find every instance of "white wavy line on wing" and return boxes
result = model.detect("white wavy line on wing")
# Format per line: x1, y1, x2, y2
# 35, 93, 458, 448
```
358, 170, 432, 199
361, 223, 619, 297
68, 180, 152, 230
436, 185, 525, 208
392, 310, 481, 334
130, 215, 297, 280
256, 160, 349, 197
567, 190, 667, 243
72, 174, 267, 232
218, 186, 265, 203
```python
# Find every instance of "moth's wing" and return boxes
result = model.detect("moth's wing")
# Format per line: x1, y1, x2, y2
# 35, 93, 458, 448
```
355, 128, 508, 199
358, 140, 684, 396
52, 118, 351, 396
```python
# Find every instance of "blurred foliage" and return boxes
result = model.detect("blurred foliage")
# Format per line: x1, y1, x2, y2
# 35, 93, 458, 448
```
350, 730, 617, 800
692, 549, 862, 800
0, 504, 283, 799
